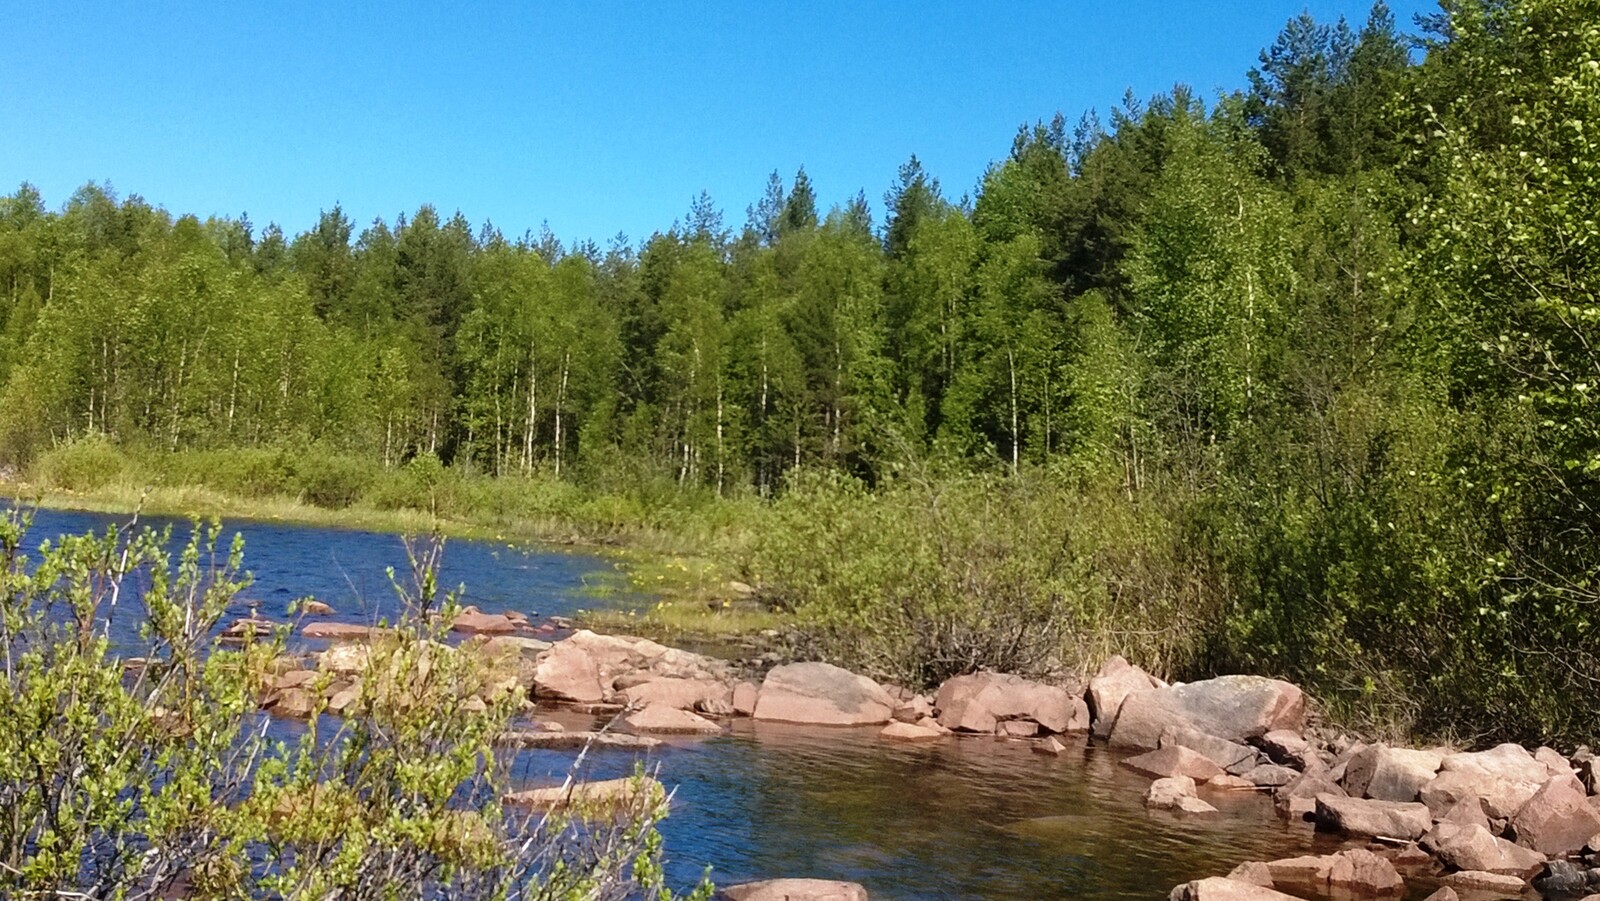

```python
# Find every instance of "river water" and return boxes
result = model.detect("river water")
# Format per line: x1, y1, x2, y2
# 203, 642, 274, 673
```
8, 506, 1351, 899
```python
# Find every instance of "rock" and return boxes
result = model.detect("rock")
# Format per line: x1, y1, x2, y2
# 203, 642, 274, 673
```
720, 879, 868, 901
1227, 861, 1274, 887
1147, 775, 1216, 813
1421, 767, 1543, 822
1532, 860, 1600, 897
1328, 848, 1404, 895
1437, 870, 1529, 894
271, 669, 318, 691
318, 643, 370, 676
1167, 877, 1306, 900
1122, 745, 1226, 782
268, 687, 316, 718
1244, 764, 1299, 788
1034, 736, 1069, 755
998, 720, 1040, 738
732, 681, 760, 716
1162, 726, 1259, 774
481, 635, 552, 657
1314, 794, 1432, 840
934, 672, 1086, 734
532, 642, 605, 703
1264, 855, 1335, 885
326, 683, 360, 714
301, 622, 376, 641
622, 705, 723, 735
1509, 773, 1600, 856
1437, 796, 1493, 831
697, 697, 736, 717
1206, 775, 1258, 791
504, 775, 662, 812
1574, 747, 1597, 794
301, 600, 335, 616
1258, 730, 1311, 768
1419, 889, 1459, 901
1275, 773, 1346, 820
1108, 676, 1305, 749
1344, 745, 1444, 802
451, 610, 524, 636
753, 662, 894, 726
880, 721, 944, 741
1423, 822, 1546, 876
222, 616, 276, 642
496, 730, 662, 750
564, 629, 732, 685
1534, 746, 1574, 777
621, 677, 732, 711
1088, 655, 1159, 738
1440, 743, 1552, 786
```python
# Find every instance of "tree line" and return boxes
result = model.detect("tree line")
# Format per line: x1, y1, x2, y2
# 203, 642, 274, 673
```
2, 0, 1597, 739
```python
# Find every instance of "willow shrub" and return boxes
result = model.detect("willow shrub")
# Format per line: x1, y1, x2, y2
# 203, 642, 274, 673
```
0, 512, 707, 900
752, 466, 1220, 688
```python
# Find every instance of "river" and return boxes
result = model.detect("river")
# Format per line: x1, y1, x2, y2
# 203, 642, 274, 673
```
7, 506, 1347, 899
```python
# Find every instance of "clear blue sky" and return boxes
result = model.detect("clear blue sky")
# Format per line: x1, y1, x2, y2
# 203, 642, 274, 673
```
2, 1, 1438, 247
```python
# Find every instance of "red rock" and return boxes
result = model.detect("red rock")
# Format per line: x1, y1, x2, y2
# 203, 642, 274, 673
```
1122, 745, 1226, 782
1147, 776, 1216, 813
1534, 746, 1574, 777
1227, 862, 1274, 887
1438, 870, 1528, 894
1264, 855, 1335, 886
301, 600, 335, 616
721, 879, 868, 901
1206, 774, 1258, 791
1422, 822, 1546, 876
1328, 848, 1404, 895
302, 622, 376, 641
621, 705, 723, 735
998, 719, 1040, 738
1259, 730, 1312, 768
1437, 795, 1493, 830
450, 611, 522, 635
1033, 736, 1069, 756
271, 669, 318, 690
1243, 764, 1298, 788
1509, 773, 1600, 856
934, 672, 1085, 734
732, 681, 759, 716
1276, 773, 1346, 819
1168, 876, 1305, 900
532, 642, 604, 703
1109, 676, 1305, 749
753, 662, 893, 726
1421, 767, 1542, 821
1314, 794, 1433, 840
880, 721, 943, 741
1420, 889, 1459, 901
1089, 655, 1159, 738
269, 687, 316, 718
1344, 745, 1444, 802
1162, 726, 1259, 773
1440, 744, 1551, 785
620, 677, 731, 711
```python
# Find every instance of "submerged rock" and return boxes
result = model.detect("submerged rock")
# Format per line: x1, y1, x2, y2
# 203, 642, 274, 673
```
1122, 745, 1225, 782
720, 879, 869, 901
1167, 877, 1305, 900
622, 704, 723, 735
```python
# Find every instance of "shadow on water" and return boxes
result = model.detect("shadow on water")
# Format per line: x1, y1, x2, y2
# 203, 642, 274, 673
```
12, 505, 1376, 899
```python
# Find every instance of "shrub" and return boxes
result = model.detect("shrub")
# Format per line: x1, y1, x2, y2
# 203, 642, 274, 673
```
291, 449, 376, 509
31, 434, 131, 491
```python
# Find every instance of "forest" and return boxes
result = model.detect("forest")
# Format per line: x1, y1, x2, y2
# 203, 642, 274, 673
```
2, 0, 1598, 744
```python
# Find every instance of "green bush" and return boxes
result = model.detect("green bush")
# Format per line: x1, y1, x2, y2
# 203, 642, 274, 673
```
291, 449, 376, 509
31, 435, 131, 492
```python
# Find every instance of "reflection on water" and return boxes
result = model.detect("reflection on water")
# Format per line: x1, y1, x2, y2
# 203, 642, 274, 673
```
11, 505, 1353, 899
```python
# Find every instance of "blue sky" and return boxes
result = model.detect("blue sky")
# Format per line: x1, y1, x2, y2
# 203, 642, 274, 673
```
2, 1, 1438, 246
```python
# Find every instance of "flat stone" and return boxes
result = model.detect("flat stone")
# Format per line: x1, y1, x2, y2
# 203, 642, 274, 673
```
1168, 877, 1306, 900
998, 719, 1041, 738
622, 705, 723, 735
1206, 774, 1259, 791
880, 721, 944, 741
495, 729, 662, 750
301, 622, 377, 641
1162, 726, 1259, 774
1122, 745, 1226, 782
1314, 794, 1432, 841
504, 776, 661, 812
754, 662, 893, 726
1244, 764, 1298, 788
1438, 870, 1529, 894
720, 879, 869, 901
621, 677, 731, 711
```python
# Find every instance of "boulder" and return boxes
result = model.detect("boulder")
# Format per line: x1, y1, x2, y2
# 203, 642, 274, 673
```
1533, 746, 1573, 777
622, 705, 723, 735
1532, 860, 1600, 898
318, 643, 370, 676
1420, 890, 1459, 901
1436, 796, 1493, 831
1167, 877, 1305, 901
1440, 743, 1552, 786
301, 600, 335, 616
1227, 862, 1274, 887
1206, 774, 1258, 791
1421, 766, 1543, 821
1146, 776, 1217, 813
720, 879, 868, 901
301, 622, 376, 641
1034, 736, 1069, 756
1509, 773, 1600, 857
1327, 849, 1404, 895
1264, 855, 1336, 885
1343, 745, 1444, 802
1422, 822, 1546, 876
1275, 773, 1346, 820
621, 677, 732, 711
1258, 730, 1312, 768
1122, 745, 1226, 782
268, 687, 316, 718
998, 720, 1040, 738
1437, 870, 1528, 894
1088, 655, 1159, 738
1109, 676, 1304, 749
532, 642, 605, 703
697, 697, 736, 717
326, 683, 360, 714
1243, 764, 1298, 788
753, 662, 893, 726
732, 681, 760, 716
271, 669, 318, 691
880, 721, 944, 741
451, 610, 524, 636
1314, 794, 1432, 840
934, 672, 1085, 734
1161, 726, 1259, 774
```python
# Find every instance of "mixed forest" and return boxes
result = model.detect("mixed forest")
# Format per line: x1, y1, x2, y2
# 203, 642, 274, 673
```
3, 0, 1599, 743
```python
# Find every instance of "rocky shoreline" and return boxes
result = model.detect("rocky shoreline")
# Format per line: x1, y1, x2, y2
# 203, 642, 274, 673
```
249, 609, 1600, 901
